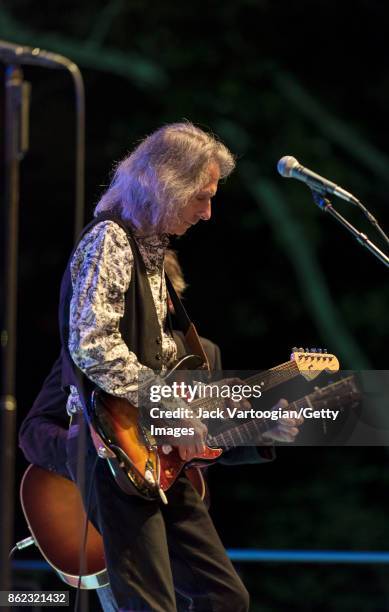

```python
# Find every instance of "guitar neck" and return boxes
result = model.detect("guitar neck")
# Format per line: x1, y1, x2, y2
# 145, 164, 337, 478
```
190, 359, 301, 416
245, 360, 300, 391
206, 393, 308, 449
207, 377, 355, 449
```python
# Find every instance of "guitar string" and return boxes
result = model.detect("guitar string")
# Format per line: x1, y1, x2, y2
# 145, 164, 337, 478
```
187, 356, 337, 415
188, 360, 298, 414
208, 376, 356, 448
207, 376, 357, 449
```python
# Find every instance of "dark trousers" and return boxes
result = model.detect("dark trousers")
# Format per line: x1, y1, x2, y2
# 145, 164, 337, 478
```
67, 424, 249, 612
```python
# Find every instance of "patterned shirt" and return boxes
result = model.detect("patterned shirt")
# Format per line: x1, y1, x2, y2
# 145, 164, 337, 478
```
66, 220, 177, 415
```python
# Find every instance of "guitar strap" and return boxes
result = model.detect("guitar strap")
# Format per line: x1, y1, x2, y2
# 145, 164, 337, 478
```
165, 274, 210, 373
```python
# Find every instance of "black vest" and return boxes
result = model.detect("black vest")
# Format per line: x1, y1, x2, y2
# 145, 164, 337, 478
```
59, 214, 167, 407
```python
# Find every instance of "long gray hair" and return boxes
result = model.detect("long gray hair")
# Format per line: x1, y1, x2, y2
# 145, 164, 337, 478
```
94, 122, 235, 234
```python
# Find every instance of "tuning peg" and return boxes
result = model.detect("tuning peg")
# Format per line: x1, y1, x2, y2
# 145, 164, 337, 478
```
311, 347, 317, 353
323, 349, 328, 353
317, 348, 323, 353
299, 347, 304, 352
305, 348, 309, 353
292, 347, 298, 352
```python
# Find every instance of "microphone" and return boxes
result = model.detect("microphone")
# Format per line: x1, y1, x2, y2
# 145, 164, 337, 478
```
0, 40, 73, 69
277, 156, 360, 205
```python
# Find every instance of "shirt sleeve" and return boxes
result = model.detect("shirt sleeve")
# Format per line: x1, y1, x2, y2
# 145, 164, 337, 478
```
68, 220, 155, 405
18, 355, 71, 477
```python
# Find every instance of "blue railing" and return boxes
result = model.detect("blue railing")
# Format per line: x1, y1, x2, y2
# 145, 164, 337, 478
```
12, 549, 389, 572
226, 549, 389, 563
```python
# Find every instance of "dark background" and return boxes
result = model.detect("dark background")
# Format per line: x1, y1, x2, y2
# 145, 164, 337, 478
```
1, 1, 389, 610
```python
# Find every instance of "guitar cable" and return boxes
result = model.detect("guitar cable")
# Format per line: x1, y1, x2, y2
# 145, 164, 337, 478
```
9, 535, 35, 558
74, 452, 99, 612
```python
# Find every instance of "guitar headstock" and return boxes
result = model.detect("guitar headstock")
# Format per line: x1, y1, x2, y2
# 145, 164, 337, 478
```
290, 347, 339, 380
310, 376, 360, 411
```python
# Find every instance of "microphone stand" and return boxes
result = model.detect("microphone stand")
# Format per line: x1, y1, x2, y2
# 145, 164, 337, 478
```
311, 191, 389, 269
0, 64, 30, 598
0, 44, 86, 610
352, 197, 389, 252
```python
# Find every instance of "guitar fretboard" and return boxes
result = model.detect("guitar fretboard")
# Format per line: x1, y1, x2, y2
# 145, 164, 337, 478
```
207, 376, 357, 449
190, 359, 300, 415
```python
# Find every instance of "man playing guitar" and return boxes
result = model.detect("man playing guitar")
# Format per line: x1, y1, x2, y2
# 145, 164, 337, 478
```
22, 122, 302, 611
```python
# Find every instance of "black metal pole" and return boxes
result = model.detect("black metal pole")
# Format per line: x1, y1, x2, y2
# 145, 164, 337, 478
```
1, 64, 29, 598
0, 46, 85, 608
311, 191, 389, 268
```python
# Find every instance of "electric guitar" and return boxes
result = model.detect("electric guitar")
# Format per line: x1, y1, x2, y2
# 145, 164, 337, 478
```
158, 375, 360, 491
89, 349, 340, 501
19, 375, 359, 589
